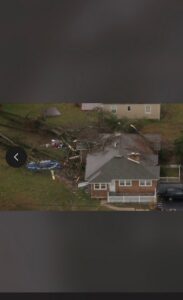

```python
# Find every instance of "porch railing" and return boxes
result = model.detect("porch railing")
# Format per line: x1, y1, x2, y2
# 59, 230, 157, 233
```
107, 193, 156, 203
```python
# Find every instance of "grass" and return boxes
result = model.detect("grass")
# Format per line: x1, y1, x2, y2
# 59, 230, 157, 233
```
142, 104, 183, 143
160, 166, 180, 177
0, 104, 102, 210
0, 149, 102, 211
2, 103, 98, 128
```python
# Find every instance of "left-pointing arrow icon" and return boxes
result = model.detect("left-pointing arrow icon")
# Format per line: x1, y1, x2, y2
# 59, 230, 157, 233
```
6, 147, 27, 168
14, 153, 19, 162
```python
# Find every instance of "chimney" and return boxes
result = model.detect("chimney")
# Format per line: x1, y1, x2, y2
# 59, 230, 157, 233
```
128, 152, 141, 163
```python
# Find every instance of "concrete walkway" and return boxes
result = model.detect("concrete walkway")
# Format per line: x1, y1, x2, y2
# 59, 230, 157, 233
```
101, 201, 150, 211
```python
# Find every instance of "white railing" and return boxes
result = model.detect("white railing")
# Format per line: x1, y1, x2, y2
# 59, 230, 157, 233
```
108, 195, 156, 203
160, 177, 180, 182
160, 165, 181, 182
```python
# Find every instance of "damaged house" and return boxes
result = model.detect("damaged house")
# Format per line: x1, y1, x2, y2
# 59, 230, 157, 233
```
85, 133, 161, 204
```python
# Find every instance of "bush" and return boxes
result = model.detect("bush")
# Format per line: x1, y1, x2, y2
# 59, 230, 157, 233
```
97, 110, 153, 133
104, 114, 119, 131
159, 148, 174, 164
160, 104, 169, 119
174, 134, 183, 163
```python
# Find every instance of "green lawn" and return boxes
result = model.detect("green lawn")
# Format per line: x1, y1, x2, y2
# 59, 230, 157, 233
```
0, 149, 102, 211
142, 104, 183, 143
2, 103, 98, 128
160, 166, 180, 177
0, 103, 104, 210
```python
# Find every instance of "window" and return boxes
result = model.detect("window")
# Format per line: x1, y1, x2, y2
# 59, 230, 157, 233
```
119, 180, 132, 186
146, 180, 152, 186
139, 180, 146, 186
119, 180, 125, 186
111, 105, 117, 113
94, 184, 100, 190
139, 180, 152, 187
145, 105, 151, 114
94, 183, 107, 190
126, 180, 132, 186
101, 183, 107, 190
127, 106, 131, 111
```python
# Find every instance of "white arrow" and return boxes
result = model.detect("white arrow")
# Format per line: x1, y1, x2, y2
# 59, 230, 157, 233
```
14, 153, 19, 162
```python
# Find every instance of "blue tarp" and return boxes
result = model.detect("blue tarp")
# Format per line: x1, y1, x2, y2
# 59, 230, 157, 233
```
26, 160, 62, 171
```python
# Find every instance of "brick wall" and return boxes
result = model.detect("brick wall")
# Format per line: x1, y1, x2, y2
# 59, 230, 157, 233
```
90, 184, 109, 199
90, 180, 157, 199
115, 180, 157, 194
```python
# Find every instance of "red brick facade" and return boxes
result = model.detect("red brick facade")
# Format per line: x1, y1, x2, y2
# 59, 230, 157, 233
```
90, 184, 109, 199
115, 180, 157, 194
91, 180, 157, 199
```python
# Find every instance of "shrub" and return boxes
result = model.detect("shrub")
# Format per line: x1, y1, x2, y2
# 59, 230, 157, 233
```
174, 134, 183, 163
97, 110, 153, 133
159, 148, 174, 164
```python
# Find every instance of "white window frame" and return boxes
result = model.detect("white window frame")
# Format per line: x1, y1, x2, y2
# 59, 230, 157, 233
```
100, 183, 107, 190
145, 105, 151, 114
146, 180, 153, 186
139, 180, 152, 187
94, 184, 100, 190
119, 180, 132, 187
94, 183, 107, 190
139, 179, 146, 186
111, 105, 117, 114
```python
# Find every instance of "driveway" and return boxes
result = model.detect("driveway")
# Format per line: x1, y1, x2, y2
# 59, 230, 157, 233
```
157, 198, 183, 211
157, 182, 183, 211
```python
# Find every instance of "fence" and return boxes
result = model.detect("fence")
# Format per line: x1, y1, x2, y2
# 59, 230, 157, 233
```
160, 165, 181, 182
160, 177, 180, 182
108, 195, 156, 203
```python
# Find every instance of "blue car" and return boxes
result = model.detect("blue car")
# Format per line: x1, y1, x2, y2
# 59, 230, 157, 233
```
26, 160, 62, 171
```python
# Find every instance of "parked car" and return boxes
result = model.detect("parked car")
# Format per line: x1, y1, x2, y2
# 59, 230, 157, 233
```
158, 187, 183, 201
26, 160, 62, 171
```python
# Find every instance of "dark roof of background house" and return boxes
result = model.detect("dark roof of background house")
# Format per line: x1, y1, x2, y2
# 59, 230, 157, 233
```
89, 156, 160, 183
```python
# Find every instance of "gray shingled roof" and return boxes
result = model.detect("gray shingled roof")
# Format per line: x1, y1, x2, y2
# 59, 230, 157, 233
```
85, 133, 161, 180
89, 156, 160, 183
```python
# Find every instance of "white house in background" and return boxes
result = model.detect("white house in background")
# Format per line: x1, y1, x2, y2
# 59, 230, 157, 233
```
81, 103, 161, 120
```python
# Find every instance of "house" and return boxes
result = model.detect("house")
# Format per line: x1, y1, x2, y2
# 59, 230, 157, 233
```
85, 133, 161, 204
81, 103, 161, 119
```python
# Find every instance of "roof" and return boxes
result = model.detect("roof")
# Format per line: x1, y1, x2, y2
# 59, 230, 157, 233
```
89, 156, 160, 183
118, 133, 160, 165
44, 107, 61, 117
85, 133, 161, 181
81, 103, 103, 110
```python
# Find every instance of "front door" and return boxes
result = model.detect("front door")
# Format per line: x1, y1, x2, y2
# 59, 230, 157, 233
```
109, 180, 116, 192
